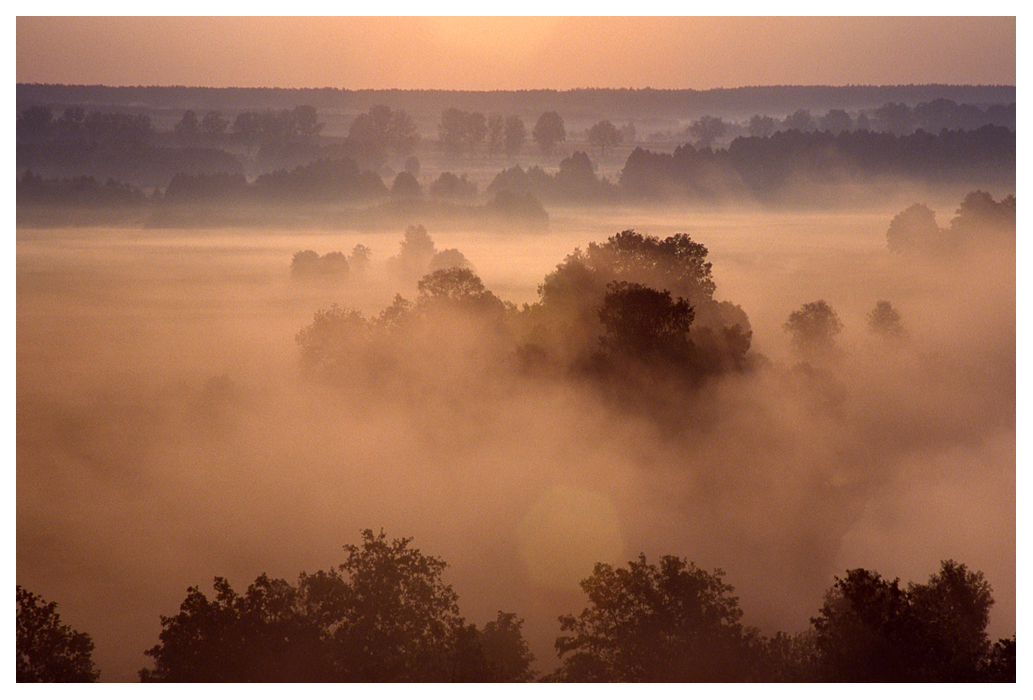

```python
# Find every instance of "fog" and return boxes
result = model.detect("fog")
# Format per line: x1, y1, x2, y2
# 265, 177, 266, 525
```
17, 197, 1014, 681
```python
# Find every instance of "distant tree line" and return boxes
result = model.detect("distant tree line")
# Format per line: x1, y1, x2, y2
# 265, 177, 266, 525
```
17, 531, 1015, 682
621, 126, 1014, 204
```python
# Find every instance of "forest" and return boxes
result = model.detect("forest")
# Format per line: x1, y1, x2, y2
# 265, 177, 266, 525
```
17, 82, 1015, 683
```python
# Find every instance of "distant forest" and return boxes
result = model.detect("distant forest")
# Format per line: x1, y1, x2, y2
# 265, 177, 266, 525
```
17, 82, 1016, 228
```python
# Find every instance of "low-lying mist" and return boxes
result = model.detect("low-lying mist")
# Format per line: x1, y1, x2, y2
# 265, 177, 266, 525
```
16, 198, 1015, 681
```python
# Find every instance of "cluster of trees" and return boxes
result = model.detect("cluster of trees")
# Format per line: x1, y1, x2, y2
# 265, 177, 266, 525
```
17, 586, 100, 682
487, 151, 618, 203
744, 99, 1015, 139
294, 228, 752, 417
290, 246, 372, 280
17, 105, 154, 145
17, 533, 1015, 683
620, 126, 1015, 204
886, 190, 1016, 256
17, 171, 148, 208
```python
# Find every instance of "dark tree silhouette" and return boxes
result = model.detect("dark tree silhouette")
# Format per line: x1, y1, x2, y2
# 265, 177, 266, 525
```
551, 555, 752, 682
391, 170, 422, 199
17, 586, 100, 682
598, 281, 694, 362
478, 611, 537, 682
587, 120, 622, 155
810, 561, 1000, 682
140, 531, 491, 682
687, 115, 727, 148
504, 115, 526, 156
532, 111, 566, 155
748, 114, 776, 138
819, 109, 853, 134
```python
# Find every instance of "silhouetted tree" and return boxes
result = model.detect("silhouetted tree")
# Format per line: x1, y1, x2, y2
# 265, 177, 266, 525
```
782, 109, 816, 132
391, 170, 422, 199
886, 203, 941, 254
533, 111, 566, 155
17, 586, 100, 682
748, 114, 776, 138
201, 110, 229, 136
819, 109, 853, 134
551, 555, 751, 681
504, 115, 526, 156
598, 281, 694, 362
386, 224, 437, 280
438, 108, 486, 155
478, 612, 537, 682
140, 574, 329, 682
587, 120, 622, 155
487, 113, 505, 155
784, 300, 842, 359
687, 115, 727, 148
867, 300, 906, 341
810, 560, 999, 682
429, 172, 477, 200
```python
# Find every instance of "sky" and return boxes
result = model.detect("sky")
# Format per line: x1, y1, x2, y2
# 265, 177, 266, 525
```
15, 14, 1017, 91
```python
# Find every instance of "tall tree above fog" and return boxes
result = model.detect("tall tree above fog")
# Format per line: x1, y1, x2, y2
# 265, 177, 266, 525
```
784, 300, 843, 360
533, 111, 566, 155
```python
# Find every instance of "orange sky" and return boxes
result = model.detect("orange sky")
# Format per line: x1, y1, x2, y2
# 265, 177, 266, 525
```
16, 16, 1016, 91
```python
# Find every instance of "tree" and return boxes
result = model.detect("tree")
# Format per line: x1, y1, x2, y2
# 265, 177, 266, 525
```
598, 281, 694, 362
886, 202, 941, 253
487, 113, 505, 155
748, 114, 776, 138
438, 108, 486, 155
303, 530, 467, 682
416, 267, 505, 317
140, 574, 329, 682
349, 105, 417, 155
587, 120, 622, 155
819, 109, 853, 134
141, 531, 477, 682
504, 115, 526, 156
391, 170, 422, 199
174, 110, 199, 141
687, 115, 727, 148
532, 111, 565, 155
552, 555, 750, 681
784, 300, 842, 359
810, 561, 1001, 682
17, 585, 100, 682
907, 560, 994, 682
782, 109, 816, 132
867, 300, 906, 341
387, 224, 437, 280
200, 110, 228, 136
479, 611, 536, 681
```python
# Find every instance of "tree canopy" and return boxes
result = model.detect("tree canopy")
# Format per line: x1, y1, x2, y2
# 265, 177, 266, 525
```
17, 586, 100, 682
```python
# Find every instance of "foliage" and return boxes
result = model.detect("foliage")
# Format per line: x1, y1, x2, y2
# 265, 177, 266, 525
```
587, 120, 622, 155
140, 530, 530, 682
17, 585, 100, 682
867, 300, 906, 341
886, 203, 941, 254
810, 560, 999, 682
551, 555, 750, 681
784, 300, 843, 358
598, 281, 694, 362
479, 611, 537, 681
532, 111, 566, 155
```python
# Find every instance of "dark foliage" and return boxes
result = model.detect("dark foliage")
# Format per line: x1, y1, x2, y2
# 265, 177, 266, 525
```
140, 530, 531, 682
17, 586, 100, 682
